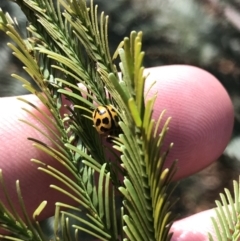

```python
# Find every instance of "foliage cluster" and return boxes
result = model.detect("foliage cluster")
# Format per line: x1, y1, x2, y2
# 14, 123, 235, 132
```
0, 0, 177, 240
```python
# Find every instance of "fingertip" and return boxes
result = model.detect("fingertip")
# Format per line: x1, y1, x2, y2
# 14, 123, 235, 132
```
171, 209, 216, 241
0, 95, 73, 220
145, 65, 234, 180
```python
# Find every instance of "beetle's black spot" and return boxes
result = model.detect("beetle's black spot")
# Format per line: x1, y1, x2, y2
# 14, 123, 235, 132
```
95, 118, 101, 126
102, 117, 110, 125
100, 126, 109, 133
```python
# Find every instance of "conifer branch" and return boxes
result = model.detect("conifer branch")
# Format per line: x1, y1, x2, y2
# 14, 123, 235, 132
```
0, 1, 179, 240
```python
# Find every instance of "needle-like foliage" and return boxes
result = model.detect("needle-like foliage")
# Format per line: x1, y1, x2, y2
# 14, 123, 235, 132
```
0, 0, 178, 240
209, 177, 240, 241
0, 170, 47, 240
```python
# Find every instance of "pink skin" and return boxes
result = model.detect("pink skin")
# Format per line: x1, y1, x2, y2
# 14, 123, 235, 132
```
0, 65, 234, 239
171, 209, 219, 241
146, 66, 234, 180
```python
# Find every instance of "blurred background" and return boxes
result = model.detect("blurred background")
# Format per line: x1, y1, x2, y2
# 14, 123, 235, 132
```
1, 0, 240, 232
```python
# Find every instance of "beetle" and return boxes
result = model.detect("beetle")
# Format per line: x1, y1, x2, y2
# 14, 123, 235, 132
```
92, 105, 119, 135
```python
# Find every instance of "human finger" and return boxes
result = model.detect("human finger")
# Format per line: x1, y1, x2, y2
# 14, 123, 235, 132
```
0, 95, 74, 220
170, 208, 217, 241
145, 65, 234, 180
